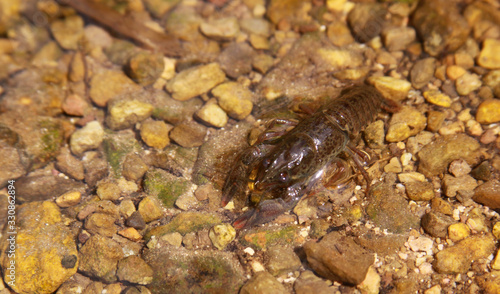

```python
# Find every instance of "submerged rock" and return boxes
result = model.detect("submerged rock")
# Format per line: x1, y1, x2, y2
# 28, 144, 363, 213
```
240, 271, 288, 294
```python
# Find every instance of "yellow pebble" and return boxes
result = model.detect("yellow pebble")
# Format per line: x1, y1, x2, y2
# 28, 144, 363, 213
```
476, 99, 500, 124
423, 90, 452, 107
448, 223, 470, 242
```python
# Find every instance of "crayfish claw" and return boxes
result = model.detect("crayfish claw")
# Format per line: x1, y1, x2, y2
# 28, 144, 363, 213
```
233, 198, 290, 229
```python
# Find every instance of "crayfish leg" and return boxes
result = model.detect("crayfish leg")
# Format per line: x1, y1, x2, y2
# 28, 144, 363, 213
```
323, 158, 353, 188
345, 144, 372, 191
233, 198, 292, 229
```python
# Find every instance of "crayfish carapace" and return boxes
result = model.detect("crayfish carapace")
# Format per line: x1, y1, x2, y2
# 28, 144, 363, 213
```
221, 85, 399, 229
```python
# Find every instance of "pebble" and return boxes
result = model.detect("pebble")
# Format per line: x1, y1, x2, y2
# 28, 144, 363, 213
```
466, 208, 488, 233
384, 157, 402, 173
473, 180, 500, 209
266, 245, 302, 276
367, 76, 412, 101
217, 42, 255, 79
70, 121, 104, 156
117, 256, 154, 285
347, 3, 387, 43
442, 174, 478, 197
118, 227, 142, 242
85, 212, 119, 237
208, 223, 236, 250
62, 94, 89, 116
252, 53, 275, 74
412, 0, 470, 56
448, 159, 472, 177
405, 181, 434, 201
79, 234, 124, 283
476, 99, 500, 124
127, 52, 165, 86
50, 15, 84, 50
470, 161, 491, 181
382, 27, 416, 52
0, 201, 78, 293
239, 271, 288, 294
144, 168, 195, 208
126, 211, 146, 230
433, 234, 496, 274
294, 270, 333, 294
493, 222, 500, 240
398, 172, 426, 183
212, 82, 253, 120
357, 266, 380, 294
491, 249, 500, 270
175, 191, 199, 211
138, 196, 164, 223
106, 99, 154, 130
477, 39, 500, 69
140, 120, 172, 149
417, 134, 480, 177
240, 18, 271, 37
408, 236, 434, 254
386, 106, 427, 142
195, 101, 228, 128
160, 232, 183, 247
56, 147, 85, 180
169, 120, 207, 147
326, 21, 355, 47
122, 153, 148, 182
456, 72, 482, 96
89, 70, 140, 107
318, 48, 363, 71
447, 223, 470, 242
83, 24, 113, 49
304, 231, 374, 285
410, 58, 436, 89
423, 90, 451, 107
200, 17, 240, 40
421, 211, 455, 238
56, 191, 82, 208
166, 63, 226, 101
96, 180, 121, 201
363, 120, 385, 149
446, 65, 466, 80
431, 198, 453, 215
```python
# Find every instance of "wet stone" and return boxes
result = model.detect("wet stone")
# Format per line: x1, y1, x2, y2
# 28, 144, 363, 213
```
106, 99, 154, 130
252, 53, 275, 74
138, 196, 164, 223
456, 72, 482, 96
304, 231, 374, 285
200, 17, 240, 40
382, 27, 416, 52
363, 120, 385, 149
367, 76, 411, 102
326, 21, 355, 47
476, 99, 500, 124
127, 52, 165, 86
426, 111, 446, 132
51, 15, 84, 50
85, 212, 119, 237
56, 191, 82, 208
442, 174, 478, 198
175, 191, 199, 211
212, 82, 254, 120
140, 120, 172, 150
144, 168, 195, 209
0, 201, 78, 294
421, 211, 455, 238
446, 65, 467, 80
431, 197, 453, 215
266, 245, 302, 276
119, 199, 136, 218
471, 161, 491, 181
448, 223, 471, 242
423, 90, 451, 108
118, 226, 142, 242
240, 271, 287, 294
166, 63, 226, 101
449, 159, 472, 177
122, 153, 148, 182
294, 271, 333, 294
217, 42, 255, 79
433, 234, 496, 274
126, 211, 146, 230
405, 181, 434, 201
62, 94, 89, 117
473, 180, 500, 209
56, 146, 84, 180
386, 106, 426, 142
240, 18, 271, 37
78, 235, 124, 283
347, 3, 388, 43
70, 121, 105, 156
410, 57, 436, 89
417, 134, 480, 177
89, 70, 141, 107
366, 184, 420, 233
144, 246, 244, 294
195, 101, 228, 128
477, 39, 500, 69
209, 223, 236, 250
117, 256, 153, 285
83, 155, 109, 188
16, 174, 85, 203
412, 0, 470, 56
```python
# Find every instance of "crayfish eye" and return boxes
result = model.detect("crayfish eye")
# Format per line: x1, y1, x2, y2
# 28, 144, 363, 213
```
263, 158, 271, 168
279, 171, 289, 182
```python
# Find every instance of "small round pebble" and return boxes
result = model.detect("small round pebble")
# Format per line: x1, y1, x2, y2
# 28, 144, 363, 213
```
55, 191, 82, 208
447, 223, 470, 242
140, 120, 172, 149
477, 39, 500, 69
195, 102, 228, 128
476, 99, 500, 124
70, 121, 104, 156
423, 90, 451, 107
209, 223, 236, 250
